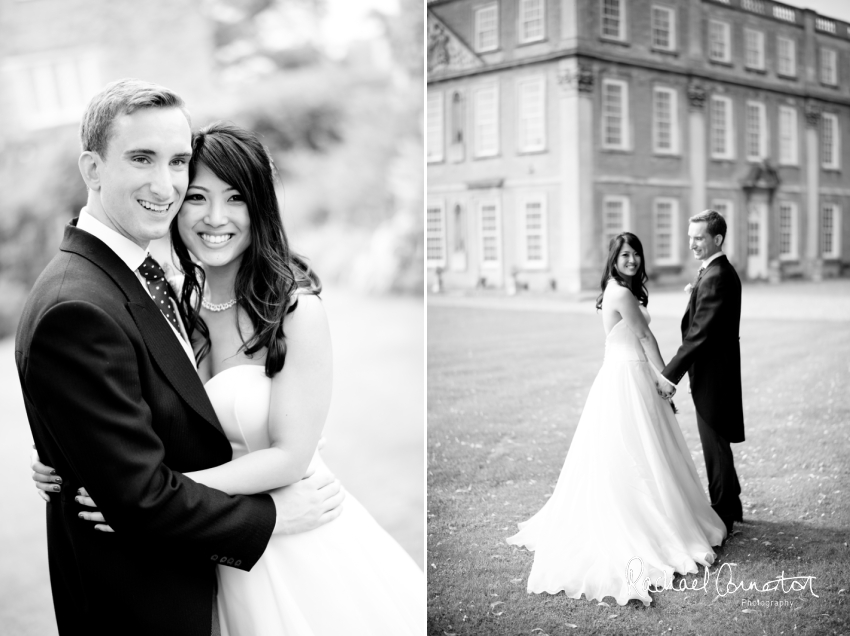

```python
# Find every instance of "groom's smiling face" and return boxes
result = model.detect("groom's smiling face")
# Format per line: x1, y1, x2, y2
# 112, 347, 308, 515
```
688, 221, 722, 262
89, 107, 193, 248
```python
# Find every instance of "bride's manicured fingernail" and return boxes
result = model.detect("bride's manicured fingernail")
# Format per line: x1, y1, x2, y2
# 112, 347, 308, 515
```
54, 477, 62, 484
53, 485, 60, 492
50, 470, 56, 475
78, 513, 84, 519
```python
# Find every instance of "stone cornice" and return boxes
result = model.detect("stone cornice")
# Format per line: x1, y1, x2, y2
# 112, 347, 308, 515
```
428, 47, 850, 109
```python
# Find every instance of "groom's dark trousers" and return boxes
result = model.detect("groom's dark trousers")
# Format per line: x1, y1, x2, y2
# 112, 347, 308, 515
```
15, 221, 276, 636
662, 254, 744, 530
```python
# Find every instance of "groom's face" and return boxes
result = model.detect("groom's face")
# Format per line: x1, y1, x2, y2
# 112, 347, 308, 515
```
94, 107, 193, 248
688, 222, 722, 261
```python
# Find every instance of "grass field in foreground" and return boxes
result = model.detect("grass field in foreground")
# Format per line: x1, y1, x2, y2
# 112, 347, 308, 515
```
427, 305, 850, 636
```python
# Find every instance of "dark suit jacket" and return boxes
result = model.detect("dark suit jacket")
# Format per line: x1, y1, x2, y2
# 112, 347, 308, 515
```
662, 254, 745, 443
15, 221, 276, 636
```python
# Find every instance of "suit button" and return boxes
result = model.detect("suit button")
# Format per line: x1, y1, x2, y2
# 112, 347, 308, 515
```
220, 556, 227, 563
235, 560, 241, 567
227, 558, 234, 565
211, 555, 218, 561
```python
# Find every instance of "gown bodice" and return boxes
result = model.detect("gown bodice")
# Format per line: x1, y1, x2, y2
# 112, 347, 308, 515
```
604, 305, 650, 363
203, 364, 425, 636
204, 365, 272, 460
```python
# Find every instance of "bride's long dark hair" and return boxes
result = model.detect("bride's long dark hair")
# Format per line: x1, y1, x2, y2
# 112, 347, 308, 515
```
595, 232, 648, 310
170, 121, 321, 377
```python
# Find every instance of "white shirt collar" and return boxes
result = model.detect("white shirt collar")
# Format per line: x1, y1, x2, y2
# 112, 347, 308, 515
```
700, 251, 724, 270
77, 207, 148, 272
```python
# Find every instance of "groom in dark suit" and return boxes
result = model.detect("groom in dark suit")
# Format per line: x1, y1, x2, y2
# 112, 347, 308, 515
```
660, 209, 744, 534
15, 79, 343, 636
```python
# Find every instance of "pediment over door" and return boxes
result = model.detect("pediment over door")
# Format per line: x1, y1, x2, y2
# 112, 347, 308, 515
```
741, 160, 781, 203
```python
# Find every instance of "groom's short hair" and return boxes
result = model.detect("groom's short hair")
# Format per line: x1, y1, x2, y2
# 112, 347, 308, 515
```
690, 209, 727, 246
80, 78, 190, 158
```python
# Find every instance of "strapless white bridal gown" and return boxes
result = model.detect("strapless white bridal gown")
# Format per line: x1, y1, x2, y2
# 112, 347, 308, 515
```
207, 365, 424, 636
506, 308, 726, 606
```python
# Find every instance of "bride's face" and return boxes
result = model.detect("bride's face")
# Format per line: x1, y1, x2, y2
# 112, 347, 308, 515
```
177, 163, 252, 269
615, 243, 640, 280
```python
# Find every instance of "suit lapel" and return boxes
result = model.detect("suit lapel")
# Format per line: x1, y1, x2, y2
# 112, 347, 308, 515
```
127, 303, 223, 434
60, 221, 223, 435
684, 254, 728, 328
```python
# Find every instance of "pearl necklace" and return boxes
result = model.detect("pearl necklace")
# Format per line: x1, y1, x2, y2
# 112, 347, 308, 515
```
202, 298, 238, 312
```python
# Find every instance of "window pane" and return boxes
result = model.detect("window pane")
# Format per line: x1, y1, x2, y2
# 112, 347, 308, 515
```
519, 79, 545, 151
481, 203, 500, 263
427, 206, 445, 262
779, 203, 792, 255
655, 201, 673, 259
822, 115, 837, 166
604, 199, 625, 247
821, 49, 837, 85
652, 7, 671, 49
474, 86, 499, 157
748, 219, 760, 255
524, 200, 545, 262
475, 5, 498, 51
520, 0, 544, 42
427, 92, 444, 162
709, 21, 728, 61
654, 89, 672, 151
746, 103, 762, 159
779, 107, 796, 164
603, 82, 624, 147
745, 30, 763, 69
711, 98, 728, 156
602, 0, 622, 39
821, 204, 836, 255
778, 37, 795, 76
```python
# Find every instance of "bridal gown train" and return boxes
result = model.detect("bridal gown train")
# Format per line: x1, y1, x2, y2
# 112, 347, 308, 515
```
507, 307, 726, 606
206, 365, 424, 636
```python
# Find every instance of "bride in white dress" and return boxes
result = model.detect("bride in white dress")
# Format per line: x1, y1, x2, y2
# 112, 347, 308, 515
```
507, 232, 726, 606
34, 122, 423, 635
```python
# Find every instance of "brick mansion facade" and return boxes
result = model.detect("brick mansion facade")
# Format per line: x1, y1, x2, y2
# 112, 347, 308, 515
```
427, 0, 850, 292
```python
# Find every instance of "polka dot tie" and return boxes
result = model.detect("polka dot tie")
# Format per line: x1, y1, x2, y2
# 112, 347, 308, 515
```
138, 255, 181, 331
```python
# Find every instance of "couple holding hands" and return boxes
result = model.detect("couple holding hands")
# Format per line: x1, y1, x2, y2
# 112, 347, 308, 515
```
508, 210, 745, 606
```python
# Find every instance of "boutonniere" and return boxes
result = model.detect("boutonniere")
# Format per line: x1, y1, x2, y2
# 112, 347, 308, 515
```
684, 269, 704, 295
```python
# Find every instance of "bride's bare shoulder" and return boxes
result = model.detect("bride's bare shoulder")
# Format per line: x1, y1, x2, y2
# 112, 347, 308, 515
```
603, 280, 629, 302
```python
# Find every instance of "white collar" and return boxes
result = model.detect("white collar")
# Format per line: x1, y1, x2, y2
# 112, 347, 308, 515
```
700, 251, 724, 270
77, 207, 149, 272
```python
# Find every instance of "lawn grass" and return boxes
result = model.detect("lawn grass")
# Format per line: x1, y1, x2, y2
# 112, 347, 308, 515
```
427, 304, 850, 636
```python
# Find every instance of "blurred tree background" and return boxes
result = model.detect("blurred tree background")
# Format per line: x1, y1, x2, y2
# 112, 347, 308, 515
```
0, 0, 423, 337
